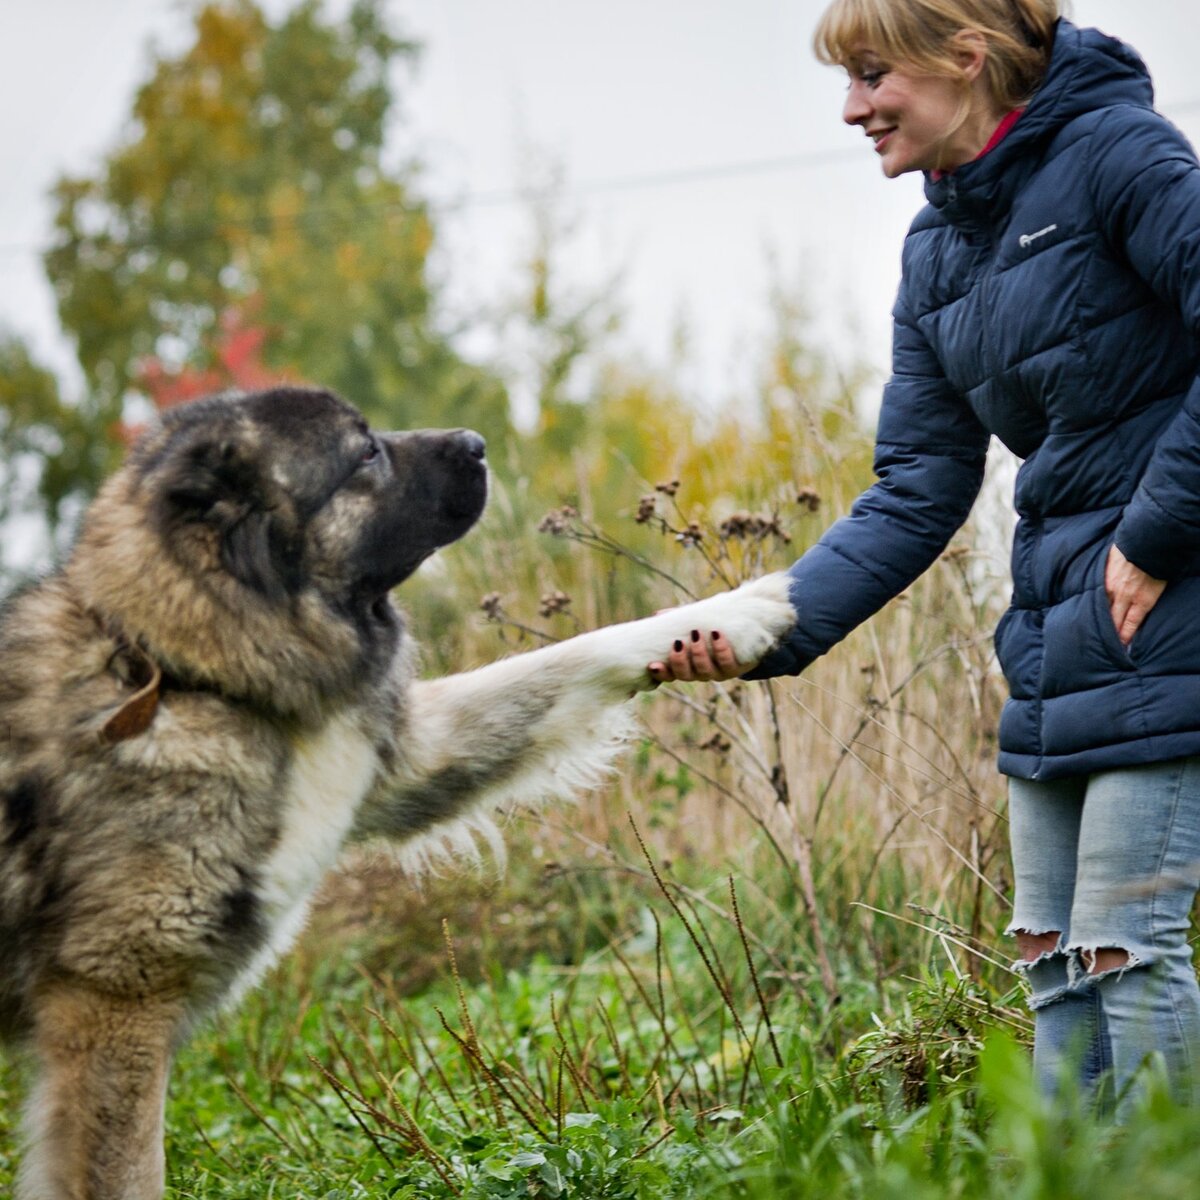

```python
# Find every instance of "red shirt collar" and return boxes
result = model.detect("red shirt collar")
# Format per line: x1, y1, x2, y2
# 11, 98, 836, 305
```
931, 108, 1025, 180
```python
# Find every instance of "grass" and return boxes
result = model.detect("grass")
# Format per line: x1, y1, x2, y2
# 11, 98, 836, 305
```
134, 853, 1198, 1200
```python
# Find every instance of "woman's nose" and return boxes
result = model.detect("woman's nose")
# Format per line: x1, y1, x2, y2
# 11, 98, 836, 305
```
843, 79, 871, 126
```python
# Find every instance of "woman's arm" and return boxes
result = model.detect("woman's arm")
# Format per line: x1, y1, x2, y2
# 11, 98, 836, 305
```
1090, 106, 1200, 582
651, 301, 990, 683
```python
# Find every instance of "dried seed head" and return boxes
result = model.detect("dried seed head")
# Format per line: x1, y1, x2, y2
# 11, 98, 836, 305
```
699, 731, 732, 754
718, 510, 752, 539
537, 589, 572, 618
718, 511, 791, 543
675, 522, 704, 547
479, 592, 505, 621
635, 494, 658, 524
795, 487, 821, 513
536, 505, 580, 535
655, 478, 681, 497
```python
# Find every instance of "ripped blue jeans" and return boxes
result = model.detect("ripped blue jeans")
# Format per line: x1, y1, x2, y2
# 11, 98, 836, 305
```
1008, 757, 1200, 1112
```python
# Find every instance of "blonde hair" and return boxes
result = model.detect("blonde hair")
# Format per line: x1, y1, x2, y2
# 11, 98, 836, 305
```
814, 0, 1060, 110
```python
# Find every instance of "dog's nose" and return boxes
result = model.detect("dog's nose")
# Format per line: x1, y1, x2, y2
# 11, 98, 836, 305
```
457, 430, 486, 461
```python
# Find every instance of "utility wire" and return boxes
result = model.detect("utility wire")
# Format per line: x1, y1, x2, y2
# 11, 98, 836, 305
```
0, 145, 865, 263
456, 144, 865, 206
1, 96, 1198, 264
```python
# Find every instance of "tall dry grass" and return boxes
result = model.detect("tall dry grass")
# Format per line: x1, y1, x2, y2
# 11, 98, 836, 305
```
391, 359, 1022, 1007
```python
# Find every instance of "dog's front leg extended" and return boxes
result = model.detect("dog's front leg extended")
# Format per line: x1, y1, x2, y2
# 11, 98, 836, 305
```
354, 573, 795, 844
18, 984, 181, 1200
355, 642, 642, 843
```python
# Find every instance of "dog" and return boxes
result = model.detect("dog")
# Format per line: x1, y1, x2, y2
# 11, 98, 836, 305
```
0, 385, 794, 1199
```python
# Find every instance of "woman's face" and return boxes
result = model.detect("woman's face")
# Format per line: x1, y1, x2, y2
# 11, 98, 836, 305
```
843, 56, 975, 177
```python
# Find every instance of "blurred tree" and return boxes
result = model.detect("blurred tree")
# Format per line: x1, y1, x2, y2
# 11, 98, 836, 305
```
523, 204, 620, 466
41, 0, 509, 494
0, 333, 95, 537
490, 182, 623, 489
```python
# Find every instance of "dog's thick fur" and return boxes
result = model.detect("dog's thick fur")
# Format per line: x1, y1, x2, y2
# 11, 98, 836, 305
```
0, 385, 794, 1199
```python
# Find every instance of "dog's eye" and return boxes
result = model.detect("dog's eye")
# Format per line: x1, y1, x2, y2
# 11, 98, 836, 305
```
361, 439, 380, 465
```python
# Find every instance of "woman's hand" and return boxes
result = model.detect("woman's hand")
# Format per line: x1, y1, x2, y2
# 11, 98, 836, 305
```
647, 629, 746, 684
1105, 543, 1166, 647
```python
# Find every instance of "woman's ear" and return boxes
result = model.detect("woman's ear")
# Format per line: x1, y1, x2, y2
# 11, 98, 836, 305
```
951, 29, 989, 83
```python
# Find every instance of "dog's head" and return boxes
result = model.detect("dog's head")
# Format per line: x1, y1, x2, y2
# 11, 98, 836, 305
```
132, 386, 488, 622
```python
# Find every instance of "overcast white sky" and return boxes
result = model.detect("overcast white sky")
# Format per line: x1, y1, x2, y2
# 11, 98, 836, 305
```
1, 1, 1198, 414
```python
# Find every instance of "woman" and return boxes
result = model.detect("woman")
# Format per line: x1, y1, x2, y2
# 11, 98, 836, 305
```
651, 0, 1200, 1112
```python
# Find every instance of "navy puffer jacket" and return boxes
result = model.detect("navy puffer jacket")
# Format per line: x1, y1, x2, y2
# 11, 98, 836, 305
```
751, 20, 1200, 781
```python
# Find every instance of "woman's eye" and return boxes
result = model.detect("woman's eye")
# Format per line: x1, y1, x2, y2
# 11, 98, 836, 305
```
848, 63, 886, 89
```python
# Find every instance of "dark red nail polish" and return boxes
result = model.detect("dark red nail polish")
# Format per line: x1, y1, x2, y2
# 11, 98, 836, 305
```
690, 629, 700, 642
673, 640, 683, 652
712, 631, 722, 641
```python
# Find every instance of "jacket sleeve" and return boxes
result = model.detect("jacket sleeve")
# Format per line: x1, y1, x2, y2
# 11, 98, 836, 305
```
1092, 107, 1200, 580
745, 294, 989, 679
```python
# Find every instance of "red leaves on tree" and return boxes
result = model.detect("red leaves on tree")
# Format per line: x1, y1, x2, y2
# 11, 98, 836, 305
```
122, 303, 298, 443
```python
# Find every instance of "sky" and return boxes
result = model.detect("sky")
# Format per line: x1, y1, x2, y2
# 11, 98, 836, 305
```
1, 1, 1199, 417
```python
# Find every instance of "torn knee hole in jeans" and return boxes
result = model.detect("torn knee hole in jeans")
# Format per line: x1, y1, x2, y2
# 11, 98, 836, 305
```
1009, 929, 1070, 1008
1008, 930, 1145, 1007
1071, 944, 1141, 983
1010, 927, 1064, 965
1009, 928, 1142, 977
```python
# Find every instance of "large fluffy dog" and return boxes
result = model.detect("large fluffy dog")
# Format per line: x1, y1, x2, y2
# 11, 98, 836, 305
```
0, 385, 794, 1199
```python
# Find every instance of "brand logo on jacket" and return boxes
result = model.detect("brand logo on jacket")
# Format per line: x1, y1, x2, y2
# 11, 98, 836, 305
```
1018, 223, 1059, 249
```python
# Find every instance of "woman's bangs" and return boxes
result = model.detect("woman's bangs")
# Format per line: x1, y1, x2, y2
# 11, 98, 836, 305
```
813, 0, 894, 68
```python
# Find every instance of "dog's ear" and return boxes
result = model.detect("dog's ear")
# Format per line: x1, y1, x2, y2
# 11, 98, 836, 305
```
221, 508, 301, 601
156, 431, 299, 600
161, 434, 262, 517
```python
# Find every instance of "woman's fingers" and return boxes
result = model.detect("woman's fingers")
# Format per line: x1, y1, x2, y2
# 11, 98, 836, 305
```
1104, 543, 1166, 646
709, 630, 739, 673
647, 630, 744, 684
669, 631, 708, 681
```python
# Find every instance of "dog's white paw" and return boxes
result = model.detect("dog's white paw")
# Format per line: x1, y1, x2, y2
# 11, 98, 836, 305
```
669, 573, 796, 666
572, 573, 795, 696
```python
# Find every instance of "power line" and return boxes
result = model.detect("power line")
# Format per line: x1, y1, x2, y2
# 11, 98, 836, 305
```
460, 144, 865, 207
0, 145, 866, 264
2, 97, 1198, 264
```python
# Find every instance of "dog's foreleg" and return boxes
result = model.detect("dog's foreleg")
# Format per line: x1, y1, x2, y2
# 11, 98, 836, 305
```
356, 641, 641, 846
356, 573, 795, 846
18, 984, 181, 1200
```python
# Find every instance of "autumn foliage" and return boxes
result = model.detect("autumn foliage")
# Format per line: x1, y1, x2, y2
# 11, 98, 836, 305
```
123, 301, 295, 444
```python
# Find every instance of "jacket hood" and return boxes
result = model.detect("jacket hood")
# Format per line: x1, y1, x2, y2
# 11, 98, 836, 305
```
924, 19, 1155, 226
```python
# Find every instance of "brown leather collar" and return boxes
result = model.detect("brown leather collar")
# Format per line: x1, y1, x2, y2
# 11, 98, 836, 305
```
103, 644, 163, 744
91, 610, 166, 744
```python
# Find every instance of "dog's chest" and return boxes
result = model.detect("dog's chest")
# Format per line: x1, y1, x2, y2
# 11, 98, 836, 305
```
257, 716, 378, 922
